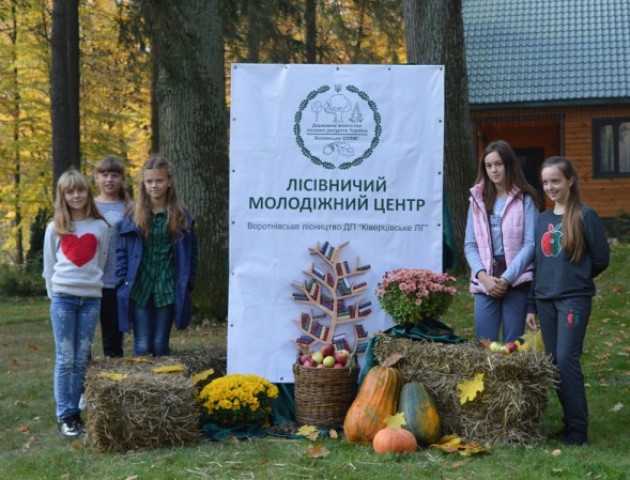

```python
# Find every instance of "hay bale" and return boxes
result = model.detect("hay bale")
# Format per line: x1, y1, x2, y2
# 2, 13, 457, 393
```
84, 348, 225, 451
373, 336, 557, 445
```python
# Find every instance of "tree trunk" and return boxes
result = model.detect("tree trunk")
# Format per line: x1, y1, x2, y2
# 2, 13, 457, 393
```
247, 0, 261, 62
402, 0, 475, 271
50, 0, 80, 191
305, 0, 317, 63
151, 0, 229, 319
10, 0, 23, 264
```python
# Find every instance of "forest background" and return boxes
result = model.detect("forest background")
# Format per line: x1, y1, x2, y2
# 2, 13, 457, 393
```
0, 0, 473, 319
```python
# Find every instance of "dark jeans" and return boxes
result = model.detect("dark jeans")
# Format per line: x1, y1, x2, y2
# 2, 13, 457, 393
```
537, 296, 591, 437
132, 297, 174, 356
100, 288, 123, 357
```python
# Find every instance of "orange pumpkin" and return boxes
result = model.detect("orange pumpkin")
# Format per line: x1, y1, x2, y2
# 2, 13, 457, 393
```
373, 426, 418, 454
343, 364, 403, 444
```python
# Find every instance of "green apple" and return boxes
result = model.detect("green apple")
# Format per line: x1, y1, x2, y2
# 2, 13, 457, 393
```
322, 355, 335, 368
311, 351, 324, 364
489, 341, 502, 353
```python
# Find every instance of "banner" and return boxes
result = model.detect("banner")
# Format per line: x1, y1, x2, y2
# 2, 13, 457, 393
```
228, 64, 444, 382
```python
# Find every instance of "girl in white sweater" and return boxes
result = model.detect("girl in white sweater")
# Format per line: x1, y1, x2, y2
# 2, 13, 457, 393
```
43, 168, 109, 438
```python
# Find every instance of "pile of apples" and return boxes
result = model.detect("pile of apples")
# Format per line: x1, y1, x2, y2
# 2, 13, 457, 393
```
488, 341, 518, 354
299, 343, 351, 368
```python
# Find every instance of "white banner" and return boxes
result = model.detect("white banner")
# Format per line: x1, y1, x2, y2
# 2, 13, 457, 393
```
228, 64, 444, 382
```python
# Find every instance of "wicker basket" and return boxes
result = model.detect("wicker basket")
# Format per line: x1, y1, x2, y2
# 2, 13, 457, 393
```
293, 362, 359, 427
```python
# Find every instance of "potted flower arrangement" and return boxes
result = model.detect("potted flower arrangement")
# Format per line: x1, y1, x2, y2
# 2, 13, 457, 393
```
376, 268, 457, 326
199, 373, 279, 427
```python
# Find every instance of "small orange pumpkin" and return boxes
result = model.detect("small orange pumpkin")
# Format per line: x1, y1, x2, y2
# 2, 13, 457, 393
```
373, 425, 418, 454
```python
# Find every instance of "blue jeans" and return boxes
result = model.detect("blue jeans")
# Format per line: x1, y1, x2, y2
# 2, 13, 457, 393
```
50, 293, 100, 420
537, 296, 591, 436
132, 297, 174, 356
474, 287, 529, 343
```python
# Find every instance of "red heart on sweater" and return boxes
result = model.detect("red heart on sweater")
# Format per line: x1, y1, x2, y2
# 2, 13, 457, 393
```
61, 233, 98, 267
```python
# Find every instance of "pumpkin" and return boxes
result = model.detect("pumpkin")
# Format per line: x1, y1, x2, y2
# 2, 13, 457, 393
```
373, 425, 418, 454
343, 362, 403, 445
398, 382, 441, 446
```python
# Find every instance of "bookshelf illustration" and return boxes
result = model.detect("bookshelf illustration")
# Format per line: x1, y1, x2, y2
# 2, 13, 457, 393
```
292, 241, 371, 355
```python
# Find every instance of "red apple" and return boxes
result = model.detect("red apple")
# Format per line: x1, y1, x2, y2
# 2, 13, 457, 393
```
321, 343, 335, 357
316, 363, 327, 368
302, 358, 316, 368
505, 342, 517, 353
299, 354, 310, 365
334, 362, 346, 368
334, 352, 347, 366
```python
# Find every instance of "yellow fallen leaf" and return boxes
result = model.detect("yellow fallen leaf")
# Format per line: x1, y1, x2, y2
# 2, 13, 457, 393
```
328, 429, 338, 439
153, 364, 185, 374
431, 435, 490, 456
304, 444, 329, 458
190, 368, 214, 385
100, 372, 127, 382
297, 425, 319, 441
552, 449, 562, 457
458, 373, 484, 404
125, 357, 152, 363
384, 412, 407, 429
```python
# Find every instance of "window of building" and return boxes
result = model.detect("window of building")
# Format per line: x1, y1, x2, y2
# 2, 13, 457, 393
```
593, 118, 630, 177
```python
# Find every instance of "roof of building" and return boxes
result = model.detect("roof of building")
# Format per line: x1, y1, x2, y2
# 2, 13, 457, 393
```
463, 0, 630, 108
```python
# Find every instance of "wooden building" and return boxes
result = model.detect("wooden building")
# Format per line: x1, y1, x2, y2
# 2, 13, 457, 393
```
463, 0, 630, 218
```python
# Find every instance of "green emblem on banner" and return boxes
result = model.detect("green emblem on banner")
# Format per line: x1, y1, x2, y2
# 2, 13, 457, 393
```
294, 84, 382, 170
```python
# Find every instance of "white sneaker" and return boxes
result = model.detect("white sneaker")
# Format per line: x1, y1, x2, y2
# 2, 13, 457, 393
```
79, 394, 86, 411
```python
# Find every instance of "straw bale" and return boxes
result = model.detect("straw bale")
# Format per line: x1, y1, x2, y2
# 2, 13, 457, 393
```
373, 336, 557, 445
84, 348, 226, 451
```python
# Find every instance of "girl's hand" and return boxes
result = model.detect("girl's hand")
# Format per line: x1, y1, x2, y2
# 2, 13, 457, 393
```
526, 313, 538, 330
479, 272, 508, 298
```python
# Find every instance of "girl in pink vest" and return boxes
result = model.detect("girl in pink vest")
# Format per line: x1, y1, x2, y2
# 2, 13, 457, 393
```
464, 140, 539, 343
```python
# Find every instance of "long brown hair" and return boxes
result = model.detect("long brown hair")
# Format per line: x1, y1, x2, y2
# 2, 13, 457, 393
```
475, 140, 540, 213
54, 168, 107, 236
541, 156, 585, 262
133, 155, 188, 240
94, 155, 129, 202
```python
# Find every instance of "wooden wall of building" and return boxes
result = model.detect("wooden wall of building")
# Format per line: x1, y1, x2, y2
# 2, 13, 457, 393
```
471, 105, 630, 218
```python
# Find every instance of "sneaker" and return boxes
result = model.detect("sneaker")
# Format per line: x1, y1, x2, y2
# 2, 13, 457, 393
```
564, 430, 587, 446
72, 413, 86, 434
58, 417, 81, 438
79, 394, 86, 411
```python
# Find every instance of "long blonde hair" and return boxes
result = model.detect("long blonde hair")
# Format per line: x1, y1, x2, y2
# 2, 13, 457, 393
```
54, 168, 107, 236
542, 156, 585, 262
133, 155, 188, 240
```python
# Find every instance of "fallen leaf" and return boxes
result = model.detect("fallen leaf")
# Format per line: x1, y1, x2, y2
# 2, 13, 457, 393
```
125, 357, 152, 363
384, 412, 407, 429
452, 461, 465, 468
190, 368, 214, 385
551, 449, 562, 457
328, 429, 338, 439
296, 425, 319, 441
611, 402, 623, 412
100, 372, 127, 382
304, 444, 329, 458
18, 425, 30, 434
124, 476, 138, 480
458, 373, 484, 404
381, 353, 404, 368
153, 364, 185, 374
27, 342, 39, 351
22, 436, 37, 451
431, 435, 490, 456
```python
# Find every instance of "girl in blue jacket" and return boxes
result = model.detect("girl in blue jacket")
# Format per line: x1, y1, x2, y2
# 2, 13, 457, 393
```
116, 155, 198, 356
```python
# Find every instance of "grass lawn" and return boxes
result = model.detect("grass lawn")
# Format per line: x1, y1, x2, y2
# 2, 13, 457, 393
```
1, 245, 628, 480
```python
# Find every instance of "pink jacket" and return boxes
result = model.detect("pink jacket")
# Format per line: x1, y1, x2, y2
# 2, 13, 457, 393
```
468, 182, 533, 294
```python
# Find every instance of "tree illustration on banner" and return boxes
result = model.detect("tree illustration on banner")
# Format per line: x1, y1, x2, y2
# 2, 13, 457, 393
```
292, 241, 372, 355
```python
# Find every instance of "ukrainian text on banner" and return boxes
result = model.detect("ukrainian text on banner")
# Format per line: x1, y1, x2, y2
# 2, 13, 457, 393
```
228, 64, 445, 382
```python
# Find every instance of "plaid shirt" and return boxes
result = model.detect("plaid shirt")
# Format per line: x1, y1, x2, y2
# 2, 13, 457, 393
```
130, 211, 175, 308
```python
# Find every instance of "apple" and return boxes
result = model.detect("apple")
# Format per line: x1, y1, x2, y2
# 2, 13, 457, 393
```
316, 363, 327, 368
321, 343, 335, 357
489, 341, 502, 353
322, 355, 336, 368
299, 354, 310, 365
334, 352, 348, 366
311, 351, 324, 364
302, 358, 316, 368
505, 342, 517, 353
337, 349, 350, 358
334, 362, 346, 368
500, 345, 510, 354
